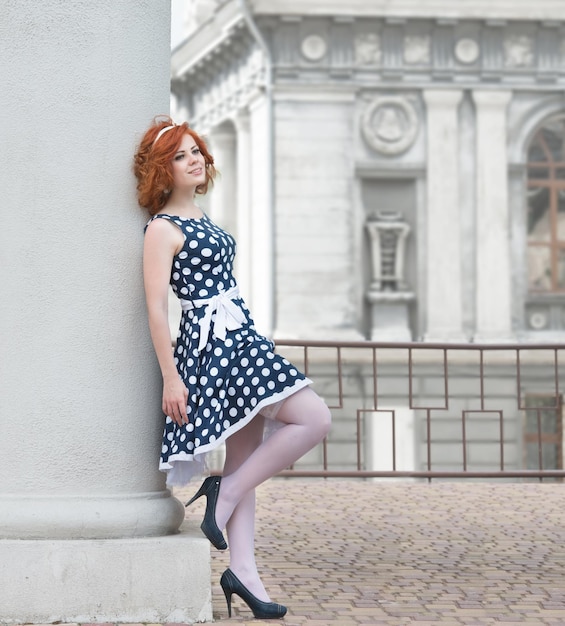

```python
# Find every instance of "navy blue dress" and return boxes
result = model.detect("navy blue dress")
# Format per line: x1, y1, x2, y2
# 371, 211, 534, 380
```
145, 213, 312, 486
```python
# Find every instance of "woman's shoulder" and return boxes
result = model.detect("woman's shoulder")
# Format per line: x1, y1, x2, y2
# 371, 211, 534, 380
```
144, 214, 187, 243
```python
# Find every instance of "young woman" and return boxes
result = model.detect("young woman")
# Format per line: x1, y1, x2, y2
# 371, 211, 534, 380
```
134, 117, 331, 619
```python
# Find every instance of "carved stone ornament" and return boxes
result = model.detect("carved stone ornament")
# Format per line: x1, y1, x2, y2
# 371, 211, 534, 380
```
301, 34, 327, 61
454, 38, 480, 64
354, 33, 381, 66
404, 36, 431, 65
361, 96, 419, 155
529, 310, 548, 330
504, 35, 534, 68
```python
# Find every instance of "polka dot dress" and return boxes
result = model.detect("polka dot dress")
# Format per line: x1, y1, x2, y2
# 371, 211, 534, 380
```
145, 213, 312, 486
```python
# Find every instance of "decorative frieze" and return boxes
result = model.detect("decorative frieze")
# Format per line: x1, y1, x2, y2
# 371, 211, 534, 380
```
264, 16, 565, 85
174, 14, 565, 129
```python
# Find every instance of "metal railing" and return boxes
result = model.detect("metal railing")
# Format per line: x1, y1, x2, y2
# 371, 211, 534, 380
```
274, 340, 565, 481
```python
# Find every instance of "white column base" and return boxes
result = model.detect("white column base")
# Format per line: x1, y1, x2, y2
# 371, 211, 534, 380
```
0, 522, 212, 624
423, 332, 469, 343
473, 332, 515, 344
0, 491, 185, 540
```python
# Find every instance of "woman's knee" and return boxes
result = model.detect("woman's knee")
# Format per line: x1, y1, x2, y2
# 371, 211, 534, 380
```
313, 399, 332, 440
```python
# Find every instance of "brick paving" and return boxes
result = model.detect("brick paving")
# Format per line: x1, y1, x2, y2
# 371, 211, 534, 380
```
174, 480, 565, 625
11, 480, 565, 625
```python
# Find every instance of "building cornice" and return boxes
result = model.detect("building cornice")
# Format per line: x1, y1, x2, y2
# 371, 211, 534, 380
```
249, 0, 565, 21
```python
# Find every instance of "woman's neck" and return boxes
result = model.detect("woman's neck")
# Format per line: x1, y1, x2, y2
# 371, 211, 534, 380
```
163, 191, 202, 219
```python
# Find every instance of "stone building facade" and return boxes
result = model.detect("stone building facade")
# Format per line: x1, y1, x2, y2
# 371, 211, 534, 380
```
170, 1, 565, 476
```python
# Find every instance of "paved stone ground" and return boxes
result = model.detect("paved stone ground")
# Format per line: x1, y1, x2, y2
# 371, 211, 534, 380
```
11, 480, 565, 625
174, 480, 565, 625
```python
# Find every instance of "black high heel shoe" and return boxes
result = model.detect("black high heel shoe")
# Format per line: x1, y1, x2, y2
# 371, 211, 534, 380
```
185, 476, 227, 550
220, 568, 287, 619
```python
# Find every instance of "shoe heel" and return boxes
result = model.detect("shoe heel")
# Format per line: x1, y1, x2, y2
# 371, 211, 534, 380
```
185, 482, 206, 508
221, 586, 233, 618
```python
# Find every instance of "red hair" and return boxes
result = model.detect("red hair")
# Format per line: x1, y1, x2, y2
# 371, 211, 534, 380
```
133, 116, 217, 215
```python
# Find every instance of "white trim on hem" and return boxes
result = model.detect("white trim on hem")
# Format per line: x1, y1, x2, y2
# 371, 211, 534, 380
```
160, 378, 313, 486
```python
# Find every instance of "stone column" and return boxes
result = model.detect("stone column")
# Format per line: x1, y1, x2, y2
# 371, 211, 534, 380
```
472, 90, 513, 341
209, 125, 237, 235
0, 1, 210, 622
234, 111, 253, 303
423, 90, 465, 340
248, 92, 274, 335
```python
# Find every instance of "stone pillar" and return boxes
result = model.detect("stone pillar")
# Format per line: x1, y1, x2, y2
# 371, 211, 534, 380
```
423, 90, 465, 341
0, 1, 211, 622
472, 90, 513, 341
248, 92, 274, 335
209, 125, 237, 235
234, 111, 253, 303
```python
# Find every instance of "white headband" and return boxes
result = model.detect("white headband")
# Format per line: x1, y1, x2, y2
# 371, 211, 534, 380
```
153, 124, 176, 146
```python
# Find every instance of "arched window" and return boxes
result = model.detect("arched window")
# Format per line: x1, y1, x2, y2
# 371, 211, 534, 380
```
526, 116, 565, 293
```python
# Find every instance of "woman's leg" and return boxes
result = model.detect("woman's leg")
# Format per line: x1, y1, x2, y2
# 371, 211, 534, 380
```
222, 414, 270, 601
216, 387, 331, 532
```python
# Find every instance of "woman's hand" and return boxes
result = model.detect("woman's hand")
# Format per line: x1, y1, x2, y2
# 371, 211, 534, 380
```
163, 375, 189, 426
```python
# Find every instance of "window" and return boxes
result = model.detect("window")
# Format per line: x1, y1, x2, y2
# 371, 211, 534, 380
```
523, 394, 563, 481
526, 116, 565, 293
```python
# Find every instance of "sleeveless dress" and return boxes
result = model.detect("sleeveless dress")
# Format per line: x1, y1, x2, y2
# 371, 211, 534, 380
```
145, 213, 312, 486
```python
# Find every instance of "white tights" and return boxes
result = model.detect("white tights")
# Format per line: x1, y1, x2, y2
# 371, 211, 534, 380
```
219, 387, 331, 601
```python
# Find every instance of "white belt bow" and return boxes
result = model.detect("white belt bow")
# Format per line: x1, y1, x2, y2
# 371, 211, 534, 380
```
180, 286, 245, 352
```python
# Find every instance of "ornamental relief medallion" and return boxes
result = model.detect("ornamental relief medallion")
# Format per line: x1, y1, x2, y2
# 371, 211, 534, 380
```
301, 34, 327, 61
404, 36, 431, 65
354, 33, 382, 66
361, 96, 419, 155
454, 38, 480, 64
504, 35, 534, 68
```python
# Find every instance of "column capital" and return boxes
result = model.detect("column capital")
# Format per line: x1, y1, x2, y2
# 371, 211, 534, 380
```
233, 108, 250, 133
472, 89, 512, 108
422, 89, 464, 107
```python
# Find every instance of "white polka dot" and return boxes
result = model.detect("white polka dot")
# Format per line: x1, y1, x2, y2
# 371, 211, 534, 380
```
278, 373, 287, 382
201, 248, 212, 257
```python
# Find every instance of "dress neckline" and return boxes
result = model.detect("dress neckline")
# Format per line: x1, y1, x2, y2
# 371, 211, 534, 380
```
155, 212, 207, 223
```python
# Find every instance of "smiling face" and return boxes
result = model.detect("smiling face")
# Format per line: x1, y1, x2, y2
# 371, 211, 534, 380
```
170, 133, 207, 193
